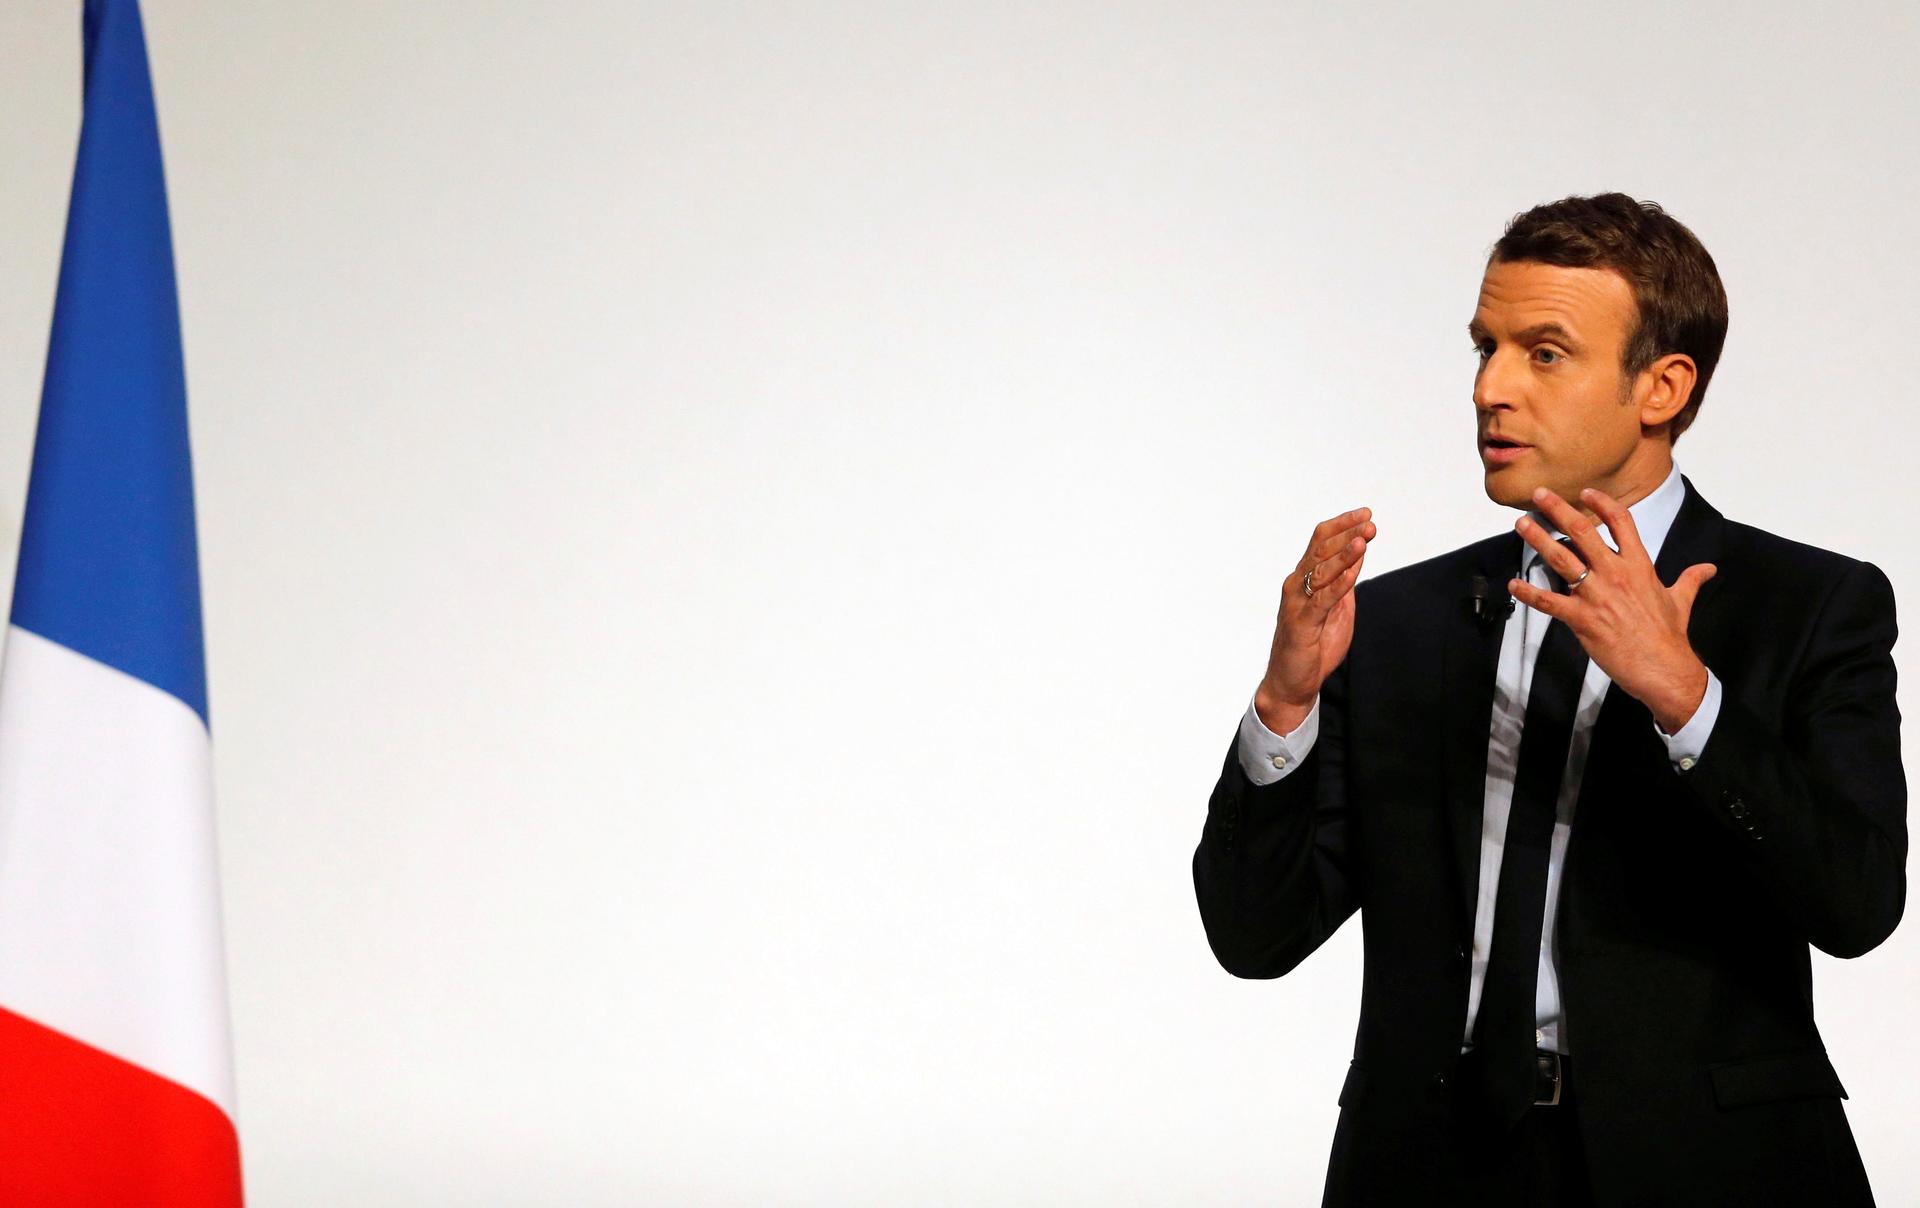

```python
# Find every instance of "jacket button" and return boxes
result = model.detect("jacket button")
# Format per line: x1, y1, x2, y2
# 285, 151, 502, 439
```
1433, 1072, 1447, 1087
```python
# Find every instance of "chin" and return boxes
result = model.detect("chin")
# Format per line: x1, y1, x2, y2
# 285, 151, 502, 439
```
1483, 470, 1540, 510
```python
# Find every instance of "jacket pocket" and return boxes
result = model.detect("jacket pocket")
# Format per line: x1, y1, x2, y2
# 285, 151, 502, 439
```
1707, 1048, 1848, 1109
1338, 1058, 1367, 1106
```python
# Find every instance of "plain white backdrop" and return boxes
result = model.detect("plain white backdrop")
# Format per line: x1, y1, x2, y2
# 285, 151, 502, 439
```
1, 2, 1915, 1203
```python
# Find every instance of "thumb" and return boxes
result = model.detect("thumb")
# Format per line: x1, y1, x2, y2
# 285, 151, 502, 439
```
1672, 562, 1718, 613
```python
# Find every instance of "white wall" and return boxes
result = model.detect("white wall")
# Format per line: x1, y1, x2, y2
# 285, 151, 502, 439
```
1, 2, 1915, 1203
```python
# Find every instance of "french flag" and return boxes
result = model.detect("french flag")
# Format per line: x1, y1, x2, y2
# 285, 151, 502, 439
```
0, 1, 244, 1203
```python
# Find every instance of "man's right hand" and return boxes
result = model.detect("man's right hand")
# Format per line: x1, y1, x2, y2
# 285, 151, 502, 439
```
1254, 506, 1376, 735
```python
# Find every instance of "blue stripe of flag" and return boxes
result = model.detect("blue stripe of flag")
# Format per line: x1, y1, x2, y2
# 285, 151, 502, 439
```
10, 0, 208, 728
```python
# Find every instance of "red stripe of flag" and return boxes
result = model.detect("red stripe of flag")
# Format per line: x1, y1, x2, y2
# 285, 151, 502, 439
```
0, 1006, 242, 1206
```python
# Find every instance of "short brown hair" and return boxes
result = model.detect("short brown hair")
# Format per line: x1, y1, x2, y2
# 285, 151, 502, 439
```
1490, 193, 1728, 444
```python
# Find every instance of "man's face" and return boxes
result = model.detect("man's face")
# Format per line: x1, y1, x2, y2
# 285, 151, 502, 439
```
1469, 258, 1649, 510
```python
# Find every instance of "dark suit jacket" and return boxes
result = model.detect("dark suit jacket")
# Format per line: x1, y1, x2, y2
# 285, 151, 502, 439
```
1192, 474, 1905, 1207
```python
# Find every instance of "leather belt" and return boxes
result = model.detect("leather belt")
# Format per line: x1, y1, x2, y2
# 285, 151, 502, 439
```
1534, 1049, 1569, 1105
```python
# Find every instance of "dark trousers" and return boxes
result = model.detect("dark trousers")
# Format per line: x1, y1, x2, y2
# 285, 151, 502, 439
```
1446, 1052, 1597, 1207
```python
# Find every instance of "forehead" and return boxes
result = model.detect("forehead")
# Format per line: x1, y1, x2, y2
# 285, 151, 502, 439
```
1470, 259, 1636, 341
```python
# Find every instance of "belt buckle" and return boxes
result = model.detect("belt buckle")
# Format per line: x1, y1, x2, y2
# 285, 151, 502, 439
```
1533, 1050, 1563, 1106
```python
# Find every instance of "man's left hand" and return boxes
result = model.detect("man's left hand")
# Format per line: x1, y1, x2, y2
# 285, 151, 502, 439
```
1508, 485, 1718, 734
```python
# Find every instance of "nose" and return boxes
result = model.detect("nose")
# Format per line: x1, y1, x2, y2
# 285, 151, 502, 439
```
1473, 346, 1523, 416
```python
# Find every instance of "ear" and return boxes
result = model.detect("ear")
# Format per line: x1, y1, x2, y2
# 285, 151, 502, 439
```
1636, 353, 1698, 429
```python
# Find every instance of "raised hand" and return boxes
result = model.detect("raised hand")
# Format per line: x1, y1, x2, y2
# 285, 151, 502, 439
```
1256, 506, 1376, 733
1508, 485, 1717, 733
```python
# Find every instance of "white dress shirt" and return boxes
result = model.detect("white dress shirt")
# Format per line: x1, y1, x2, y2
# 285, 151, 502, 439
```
1235, 458, 1723, 1055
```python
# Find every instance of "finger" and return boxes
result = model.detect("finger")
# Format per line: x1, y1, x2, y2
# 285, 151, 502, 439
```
1579, 487, 1648, 564
1305, 531, 1369, 592
1529, 487, 1612, 567
1306, 548, 1366, 613
1507, 574, 1570, 620
1514, 514, 1589, 584
1310, 518, 1377, 564
1306, 507, 1371, 556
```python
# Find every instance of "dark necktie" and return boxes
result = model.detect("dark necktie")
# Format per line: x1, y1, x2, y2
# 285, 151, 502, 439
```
1470, 535, 1589, 1130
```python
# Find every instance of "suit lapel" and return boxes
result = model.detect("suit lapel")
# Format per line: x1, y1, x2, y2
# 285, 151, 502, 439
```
1438, 474, 1727, 944
1647, 473, 1728, 634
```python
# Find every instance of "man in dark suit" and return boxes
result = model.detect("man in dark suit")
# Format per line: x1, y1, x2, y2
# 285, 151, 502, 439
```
1192, 192, 1905, 1206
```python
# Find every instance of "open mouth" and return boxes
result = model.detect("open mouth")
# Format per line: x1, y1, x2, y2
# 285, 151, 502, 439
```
1481, 439, 1531, 463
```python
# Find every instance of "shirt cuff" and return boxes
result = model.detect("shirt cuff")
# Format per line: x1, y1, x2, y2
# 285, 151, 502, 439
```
1653, 668, 1722, 772
1237, 691, 1320, 786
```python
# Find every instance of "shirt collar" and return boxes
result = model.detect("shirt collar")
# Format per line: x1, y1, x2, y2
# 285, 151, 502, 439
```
1520, 458, 1686, 574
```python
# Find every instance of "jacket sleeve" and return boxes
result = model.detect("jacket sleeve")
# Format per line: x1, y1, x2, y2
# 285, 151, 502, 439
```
1193, 629, 1361, 979
1675, 558, 1907, 958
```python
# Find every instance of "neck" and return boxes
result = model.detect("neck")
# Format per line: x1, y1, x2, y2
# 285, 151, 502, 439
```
1578, 447, 1673, 523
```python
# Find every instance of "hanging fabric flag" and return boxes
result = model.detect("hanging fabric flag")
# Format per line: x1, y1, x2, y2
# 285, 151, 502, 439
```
0, 0, 244, 1202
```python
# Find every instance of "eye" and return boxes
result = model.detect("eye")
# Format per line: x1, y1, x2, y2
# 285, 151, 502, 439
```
1471, 341, 1491, 364
1534, 347, 1563, 365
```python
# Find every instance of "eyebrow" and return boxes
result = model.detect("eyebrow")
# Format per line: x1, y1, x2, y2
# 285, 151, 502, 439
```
1466, 320, 1586, 351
